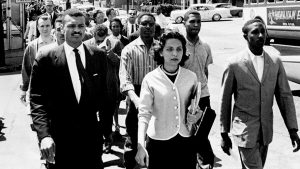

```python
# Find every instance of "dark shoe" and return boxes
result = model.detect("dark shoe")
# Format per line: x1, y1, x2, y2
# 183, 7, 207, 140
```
103, 141, 112, 154
113, 130, 122, 141
124, 137, 132, 151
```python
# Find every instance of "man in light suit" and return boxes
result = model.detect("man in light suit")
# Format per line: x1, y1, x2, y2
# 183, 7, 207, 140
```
20, 14, 55, 105
30, 9, 108, 169
220, 19, 300, 169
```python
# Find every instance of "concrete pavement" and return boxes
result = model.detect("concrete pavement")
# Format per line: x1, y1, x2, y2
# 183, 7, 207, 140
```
1, 70, 299, 169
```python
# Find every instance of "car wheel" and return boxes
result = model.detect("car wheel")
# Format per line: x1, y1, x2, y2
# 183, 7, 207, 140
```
238, 11, 243, 17
175, 16, 183, 24
212, 14, 221, 21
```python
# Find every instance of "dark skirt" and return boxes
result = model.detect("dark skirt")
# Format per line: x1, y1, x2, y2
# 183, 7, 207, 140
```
146, 134, 197, 169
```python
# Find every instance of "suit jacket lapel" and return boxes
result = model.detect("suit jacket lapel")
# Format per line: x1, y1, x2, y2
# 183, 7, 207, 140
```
83, 44, 94, 74
55, 45, 78, 105
243, 51, 260, 83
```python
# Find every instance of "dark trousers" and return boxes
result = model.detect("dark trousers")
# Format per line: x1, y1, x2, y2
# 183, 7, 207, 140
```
123, 85, 141, 169
197, 96, 215, 168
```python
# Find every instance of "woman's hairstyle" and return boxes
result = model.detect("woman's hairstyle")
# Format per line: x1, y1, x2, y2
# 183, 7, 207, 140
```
109, 18, 123, 31
154, 30, 188, 66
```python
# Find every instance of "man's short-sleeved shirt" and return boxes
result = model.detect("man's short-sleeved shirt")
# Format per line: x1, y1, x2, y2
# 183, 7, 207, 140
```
184, 38, 213, 97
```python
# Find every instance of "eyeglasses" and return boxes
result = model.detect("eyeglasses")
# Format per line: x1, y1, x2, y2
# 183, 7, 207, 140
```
129, 13, 136, 16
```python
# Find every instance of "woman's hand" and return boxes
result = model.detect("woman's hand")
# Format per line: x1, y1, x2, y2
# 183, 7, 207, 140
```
135, 143, 149, 167
187, 106, 203, 124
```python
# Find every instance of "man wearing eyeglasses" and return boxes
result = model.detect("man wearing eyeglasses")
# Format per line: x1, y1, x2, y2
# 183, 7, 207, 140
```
122, 9, 138, 38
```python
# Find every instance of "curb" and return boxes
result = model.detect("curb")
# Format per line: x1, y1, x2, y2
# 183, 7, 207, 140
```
0, 64, 22, 73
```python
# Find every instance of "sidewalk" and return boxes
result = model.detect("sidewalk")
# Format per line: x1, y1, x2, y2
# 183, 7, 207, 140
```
0, 65, 299, 169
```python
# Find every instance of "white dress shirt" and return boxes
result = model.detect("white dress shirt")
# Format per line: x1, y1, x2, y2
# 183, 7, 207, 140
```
64, 42, 86, 102
248, 49, 264, 82
127, 23, 136, 36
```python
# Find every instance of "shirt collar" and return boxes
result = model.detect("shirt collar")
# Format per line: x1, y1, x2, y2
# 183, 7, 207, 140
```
247, 48, 264, 62
135, 37, 157, 47
37, 35, 54, 45
64, 42, 84, 57
110, 34, 121, 40
185, 35, 201, 46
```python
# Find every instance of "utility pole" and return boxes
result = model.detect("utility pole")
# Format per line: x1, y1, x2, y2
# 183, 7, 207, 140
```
66, 0, 71, 10
127, 0, 129, 13
0, 0, 6, 66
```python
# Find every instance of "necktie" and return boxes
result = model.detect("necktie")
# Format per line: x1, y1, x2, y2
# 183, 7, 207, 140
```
73, 48, 85, 85
131, 24, 134, 34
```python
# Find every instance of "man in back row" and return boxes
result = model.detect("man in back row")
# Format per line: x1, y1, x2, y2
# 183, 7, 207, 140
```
20, 14, 55, 104
183, 10, 215, 169
119, 12, 157, 169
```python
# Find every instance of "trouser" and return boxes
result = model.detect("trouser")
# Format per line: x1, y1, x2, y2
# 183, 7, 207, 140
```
197, 96, 214, 169
123, 85, 141, 169
238, 142, 269, 169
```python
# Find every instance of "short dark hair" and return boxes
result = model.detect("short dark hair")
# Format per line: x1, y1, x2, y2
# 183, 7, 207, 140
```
93, 9, 104, 19
109, 18, 123, 31
154, 30, 188, 66
54, 13, 63, 24
106, 8, 114, 17
36, 14, 52, 27
184, 10, 201, 22
129, 9, 137, 14
62, 8, 85, 25
136, 12, 156, 24
242, 19, 264, 34
93, 24, 108, 37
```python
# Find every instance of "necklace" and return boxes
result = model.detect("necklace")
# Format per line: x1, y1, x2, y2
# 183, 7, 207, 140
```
161, 65, 179, 76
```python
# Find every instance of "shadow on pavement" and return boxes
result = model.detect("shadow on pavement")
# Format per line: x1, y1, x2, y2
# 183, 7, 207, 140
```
0, 135, 6, 142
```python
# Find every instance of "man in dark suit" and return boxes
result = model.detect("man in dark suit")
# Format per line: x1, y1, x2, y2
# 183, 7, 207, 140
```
44, 0, 58, 27
122, 9, 138, 38
30, 9, 108, 169
220, 19, 300, 169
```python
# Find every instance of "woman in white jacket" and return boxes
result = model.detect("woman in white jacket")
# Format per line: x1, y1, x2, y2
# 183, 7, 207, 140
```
135, 30, 202, 169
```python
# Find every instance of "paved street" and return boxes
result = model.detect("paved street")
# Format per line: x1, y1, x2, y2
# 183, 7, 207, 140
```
1, 17, 300, 169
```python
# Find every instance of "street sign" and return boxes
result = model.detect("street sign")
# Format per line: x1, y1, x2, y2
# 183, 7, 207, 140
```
16, 0, 32, 3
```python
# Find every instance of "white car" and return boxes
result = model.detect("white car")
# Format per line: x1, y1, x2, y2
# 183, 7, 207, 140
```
170, 4, 232, 23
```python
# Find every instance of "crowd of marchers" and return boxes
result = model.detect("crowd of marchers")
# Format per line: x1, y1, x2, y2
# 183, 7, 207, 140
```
19, 0, 300, 169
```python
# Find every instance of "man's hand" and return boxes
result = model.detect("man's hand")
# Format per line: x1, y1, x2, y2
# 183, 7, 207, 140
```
221, 132, 232, 155
40, 137, 56, 163
135, 143, 149, 167
289, 129, 300, 152
127, 90, 140, 109
20, 91, 27, 106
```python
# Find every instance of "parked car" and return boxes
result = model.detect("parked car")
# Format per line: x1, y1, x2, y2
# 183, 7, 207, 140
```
213, 3, 243, 17
73, 4, 95, 12
170, 4, 232, 23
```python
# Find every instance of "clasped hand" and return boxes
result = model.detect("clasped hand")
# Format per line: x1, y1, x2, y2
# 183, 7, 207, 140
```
187, 106, 203, 124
